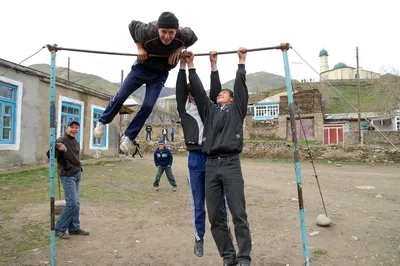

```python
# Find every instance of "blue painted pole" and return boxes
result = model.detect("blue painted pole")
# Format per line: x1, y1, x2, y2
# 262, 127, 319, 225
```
281, 46, 310, 266
48, 47, 57, 266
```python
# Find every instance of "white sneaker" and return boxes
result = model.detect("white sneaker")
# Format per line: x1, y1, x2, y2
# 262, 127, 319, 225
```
94, 122, 105, 138
154, 186, 159, 191
119, 136, 132, 153
171, 186, 177, 192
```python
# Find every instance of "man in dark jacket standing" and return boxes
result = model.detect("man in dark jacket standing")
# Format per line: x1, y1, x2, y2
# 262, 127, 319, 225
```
153, 139, 177, 191
48, 120, 89, 239
177, 51, 230, 257
145, 124, 152, 140
187, 49, 252, 266
94, 11, 198, 154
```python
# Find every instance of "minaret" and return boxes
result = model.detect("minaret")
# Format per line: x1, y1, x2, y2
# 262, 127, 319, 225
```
319, 48, 329, 73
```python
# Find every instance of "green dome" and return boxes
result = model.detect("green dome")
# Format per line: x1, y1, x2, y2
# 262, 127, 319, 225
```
319, 49, 328, 57
333, 62, 348, 69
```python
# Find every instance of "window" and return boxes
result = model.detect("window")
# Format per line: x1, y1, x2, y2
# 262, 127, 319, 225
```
267, 104, 279, 116
90, 106, 108, 150
57, 96, 84, 149
0, 82, 16, 144
255, 105, 266, 117
255, 104, 279, 117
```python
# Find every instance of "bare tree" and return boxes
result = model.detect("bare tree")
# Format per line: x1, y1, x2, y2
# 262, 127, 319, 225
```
374, 67, 400, 113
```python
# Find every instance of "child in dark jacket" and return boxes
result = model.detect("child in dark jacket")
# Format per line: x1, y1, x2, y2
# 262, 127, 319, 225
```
153, 139, 177, 191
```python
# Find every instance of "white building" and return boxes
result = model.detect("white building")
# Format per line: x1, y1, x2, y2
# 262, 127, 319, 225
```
319, 49, 380, 81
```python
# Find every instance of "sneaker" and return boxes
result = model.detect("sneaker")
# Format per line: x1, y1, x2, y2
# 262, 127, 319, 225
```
69, 229, 89, 235
94, 122, 105, 138
194, 238, 204, 257
171, 186, 177, 192
56, 230, 70, 239
154, 186, 159, 191
120, 136, 132, 153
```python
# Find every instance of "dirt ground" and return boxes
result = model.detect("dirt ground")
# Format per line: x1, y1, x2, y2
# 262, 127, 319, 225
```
3, 155, 400, 266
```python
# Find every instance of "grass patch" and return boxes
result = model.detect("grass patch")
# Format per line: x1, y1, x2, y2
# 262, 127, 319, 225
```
313, 248, 327, 255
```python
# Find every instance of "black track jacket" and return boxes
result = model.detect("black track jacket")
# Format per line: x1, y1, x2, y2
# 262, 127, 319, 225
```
176, 69, 221, 151
190, 65, 249, 157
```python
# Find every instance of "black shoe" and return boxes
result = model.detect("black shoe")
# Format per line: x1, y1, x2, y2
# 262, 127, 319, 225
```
69, 228, 89, 235
194, 238, 204, 257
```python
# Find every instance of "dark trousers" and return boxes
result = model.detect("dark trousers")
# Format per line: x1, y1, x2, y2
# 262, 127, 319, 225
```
162, 134, 169, 141
188, 151, 229, 241
153, 166, 177, 187
170, 133, 174, 142
146, 132, 152, 140
99, 61, 168, 141
205, 155, 251, 264
132, 145, 142, 158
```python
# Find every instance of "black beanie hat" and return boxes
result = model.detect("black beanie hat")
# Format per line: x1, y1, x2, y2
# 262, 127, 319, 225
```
157, 12, 179, 29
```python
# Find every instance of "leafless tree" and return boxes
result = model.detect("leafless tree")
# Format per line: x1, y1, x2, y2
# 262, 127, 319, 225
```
374, 67, 400, 113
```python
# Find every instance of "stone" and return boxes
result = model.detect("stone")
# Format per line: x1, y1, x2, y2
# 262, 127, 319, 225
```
309, 231, 320, 236
55, 200, 66, 214
316, 214, 332, 226
336, 164, 342, 167
356, 186, 375, 190
104, 164, 115, 167
376, 194, 383, 198
352, 236, 359, 241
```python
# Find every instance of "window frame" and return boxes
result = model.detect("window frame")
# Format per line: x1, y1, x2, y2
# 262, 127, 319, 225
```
0, 77, 23, 150
57, 96, 84, 149
89, 105, 109, 150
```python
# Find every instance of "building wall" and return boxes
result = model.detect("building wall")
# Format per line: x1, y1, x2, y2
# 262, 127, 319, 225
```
321, 67, 380, 80
0, 67, 120, 168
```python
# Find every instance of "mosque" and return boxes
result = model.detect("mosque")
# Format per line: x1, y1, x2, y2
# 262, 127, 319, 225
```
319, 48, 380, 80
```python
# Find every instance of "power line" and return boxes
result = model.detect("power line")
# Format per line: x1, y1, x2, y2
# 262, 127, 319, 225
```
0, 46, 46, 77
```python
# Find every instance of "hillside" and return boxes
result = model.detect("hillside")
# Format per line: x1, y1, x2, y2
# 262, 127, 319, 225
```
29, 64, 121, 96
221, 71, 289, 93
252, 79, 382, 114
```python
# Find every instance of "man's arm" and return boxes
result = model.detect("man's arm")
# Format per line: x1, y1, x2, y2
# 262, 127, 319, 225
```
154, 150, 159, 167
128, 20, 157, 44
176, 59, 188, 116
168, 150, 173, 166
209, 51, 221, 103
233, 48, 249, 119
178, 27, 198, 48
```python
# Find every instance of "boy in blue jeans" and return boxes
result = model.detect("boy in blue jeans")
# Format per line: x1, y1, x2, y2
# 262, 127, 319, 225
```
153, 139, 177, 191
94, 11, 197, 153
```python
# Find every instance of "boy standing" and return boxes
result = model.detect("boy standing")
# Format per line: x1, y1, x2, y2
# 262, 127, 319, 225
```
188, 49, 252, 266
153, 139, 177, 191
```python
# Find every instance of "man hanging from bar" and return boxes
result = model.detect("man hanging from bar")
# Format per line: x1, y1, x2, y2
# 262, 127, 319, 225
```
186, 49, 252, 266
177, 50, 231, 257
93, 11, 198, 152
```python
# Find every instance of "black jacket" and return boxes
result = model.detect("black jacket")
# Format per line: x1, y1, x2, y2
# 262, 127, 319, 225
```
146, 125, 152, 132
46, 133, 82, 177
191, 65, 248, 157
129, 21, 198, 72
176, 69, 221, 151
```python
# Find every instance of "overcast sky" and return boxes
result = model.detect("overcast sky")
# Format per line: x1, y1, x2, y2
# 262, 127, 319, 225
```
1, 0, 398, 90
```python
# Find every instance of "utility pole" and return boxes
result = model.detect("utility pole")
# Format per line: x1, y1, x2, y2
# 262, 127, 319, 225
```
356, 47, 361, 143
67, 57, 70, 81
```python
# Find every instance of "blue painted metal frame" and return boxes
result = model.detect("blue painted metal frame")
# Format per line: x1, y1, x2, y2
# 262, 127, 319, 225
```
252, 102, 279, 120
0, 82, 17, 144
49, 52, 56, 266
60, 101, 81, 141
93, 108, 107, 148
282, 49, 310, 266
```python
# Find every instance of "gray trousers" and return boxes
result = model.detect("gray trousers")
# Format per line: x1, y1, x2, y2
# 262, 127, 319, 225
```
153, 166, 177, 187
205, 155, 252, 264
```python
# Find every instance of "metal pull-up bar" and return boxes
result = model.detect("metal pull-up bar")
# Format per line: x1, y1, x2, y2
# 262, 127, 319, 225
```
46, 43, 291, 57
46, 42, 309, 266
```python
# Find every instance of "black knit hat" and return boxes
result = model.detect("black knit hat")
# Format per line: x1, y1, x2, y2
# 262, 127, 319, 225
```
157, 12, 179, 29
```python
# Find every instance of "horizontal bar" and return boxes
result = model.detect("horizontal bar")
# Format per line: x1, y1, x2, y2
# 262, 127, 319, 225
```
46, 43, 290, 57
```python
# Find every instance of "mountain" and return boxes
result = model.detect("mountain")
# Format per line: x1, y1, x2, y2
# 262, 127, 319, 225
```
221, 71, 290, 93
29, 64, 121, 96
